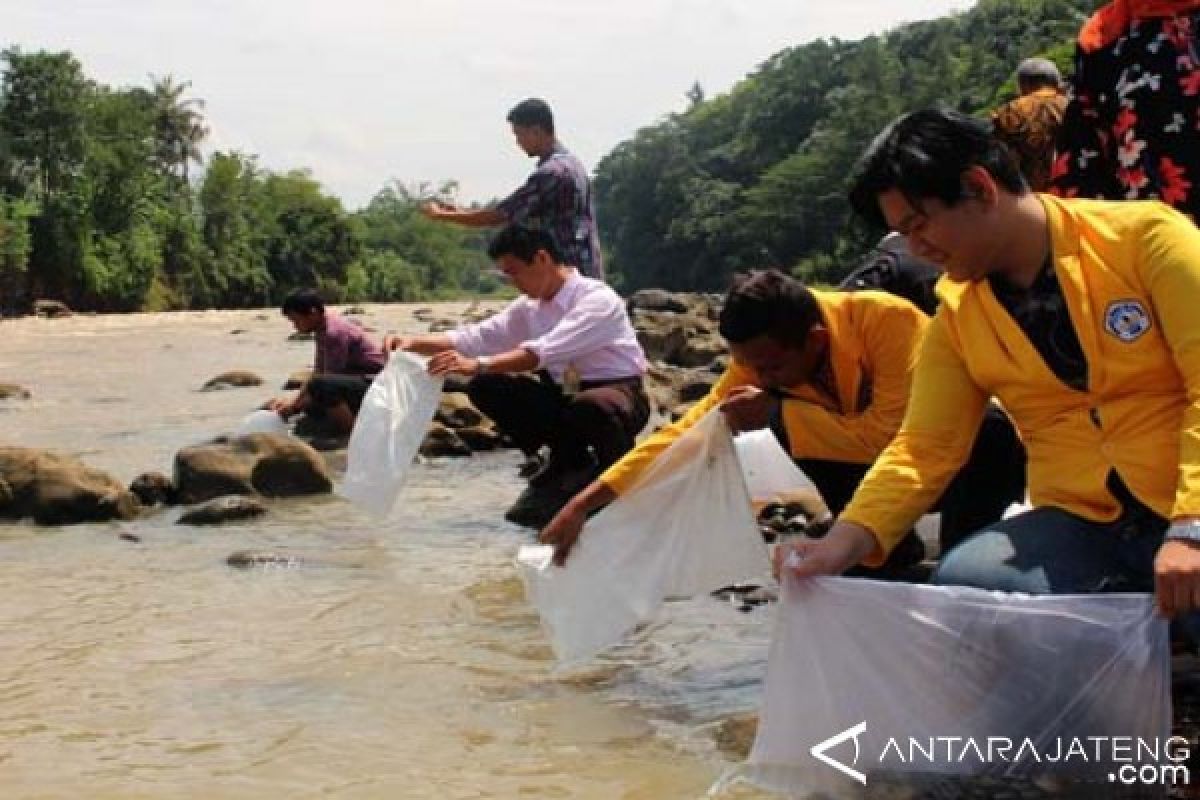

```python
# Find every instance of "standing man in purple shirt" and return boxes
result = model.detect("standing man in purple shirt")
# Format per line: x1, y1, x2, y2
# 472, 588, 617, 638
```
420, 98, 605, 281
385, 225, 646, 528
268, 289, 387, 435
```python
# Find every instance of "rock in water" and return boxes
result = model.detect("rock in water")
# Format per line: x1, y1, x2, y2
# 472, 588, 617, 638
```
129, 472, 176, 506
200, 370, 264, 391
173, 433, 333, 504
0, 383, 31, 400
177, 495, 267, 526
0, 447, 140, 525
226, 550, 307, 569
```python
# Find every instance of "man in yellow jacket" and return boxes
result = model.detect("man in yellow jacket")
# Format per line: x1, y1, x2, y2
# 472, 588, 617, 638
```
540, 268, 1026, 570
780, 108, 1200, 624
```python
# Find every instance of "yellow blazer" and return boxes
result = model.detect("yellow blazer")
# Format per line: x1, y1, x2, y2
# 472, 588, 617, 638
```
844, 195, 1200, 564
599, 290, 928, 495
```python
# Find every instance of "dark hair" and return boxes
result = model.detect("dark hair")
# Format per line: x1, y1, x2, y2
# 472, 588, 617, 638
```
506, 97, 555, 134
486, 224, 564, 264
847, 107, 1028, 229
718, 270, 821, 347
281, 288, 324, 315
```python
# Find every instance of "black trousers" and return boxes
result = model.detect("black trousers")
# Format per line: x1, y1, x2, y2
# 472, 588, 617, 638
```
466, 372, 651, 472
795, 407, 1027, 552
307, 374, 374, 413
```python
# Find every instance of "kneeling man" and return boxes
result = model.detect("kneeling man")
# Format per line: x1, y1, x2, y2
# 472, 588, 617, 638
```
269, 289, 386, 435
782, 108, 1200, 633
541, 269, 1026, 571
387, 225, 648, 528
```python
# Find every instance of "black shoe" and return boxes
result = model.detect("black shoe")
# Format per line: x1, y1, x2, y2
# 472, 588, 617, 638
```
517, 452, 546, 479
504, 484, 575, 530
529, 452, 597, 489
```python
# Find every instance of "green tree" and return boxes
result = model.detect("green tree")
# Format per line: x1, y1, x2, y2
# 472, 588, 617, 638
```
198, 150, 271, 306
150, 74, 207, 186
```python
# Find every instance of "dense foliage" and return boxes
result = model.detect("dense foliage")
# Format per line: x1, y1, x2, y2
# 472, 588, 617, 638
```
1, 0, 1101, 310
0, 48, 493, 313
593, 0, 1097, 290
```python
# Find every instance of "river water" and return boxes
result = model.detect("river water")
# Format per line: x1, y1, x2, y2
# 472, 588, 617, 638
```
0, 305, 774, 799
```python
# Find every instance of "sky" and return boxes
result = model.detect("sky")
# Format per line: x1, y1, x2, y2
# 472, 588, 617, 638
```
5, 0, 976, 210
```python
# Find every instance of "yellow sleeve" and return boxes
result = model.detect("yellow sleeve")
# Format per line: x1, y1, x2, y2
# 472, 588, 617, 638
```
840, 312, 988, 566
780, 302, 928, 463
1138, 206, 1200, 519
598, 360, 757, 496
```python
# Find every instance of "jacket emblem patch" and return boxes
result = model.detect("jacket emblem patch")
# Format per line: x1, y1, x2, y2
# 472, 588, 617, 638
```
1104, 299, 1151, 342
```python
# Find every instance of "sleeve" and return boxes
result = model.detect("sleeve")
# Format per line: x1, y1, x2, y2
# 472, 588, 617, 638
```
448, 301, 528, 358
1136, 206, 1200, 518
520, 290, 625, 371
599, 361, 758, 496
779, 303, 928, 464
839, 312, 989, 566
1049, 44, 1117, 199
496, 165, 553, 224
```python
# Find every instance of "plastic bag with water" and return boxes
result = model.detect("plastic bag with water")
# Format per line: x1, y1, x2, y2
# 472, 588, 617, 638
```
518, 410, 771, 666
340, 351, 443, 518
235, 409, 289, 437
721, 574, 1171, 797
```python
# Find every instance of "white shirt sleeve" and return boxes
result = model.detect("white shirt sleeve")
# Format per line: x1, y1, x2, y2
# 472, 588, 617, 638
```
448, 300, 530, 358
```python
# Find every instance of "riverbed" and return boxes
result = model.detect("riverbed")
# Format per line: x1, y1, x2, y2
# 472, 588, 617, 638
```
0, 305, 773, 799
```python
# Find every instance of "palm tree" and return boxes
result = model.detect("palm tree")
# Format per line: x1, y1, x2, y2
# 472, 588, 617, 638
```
150, 74, 208, 185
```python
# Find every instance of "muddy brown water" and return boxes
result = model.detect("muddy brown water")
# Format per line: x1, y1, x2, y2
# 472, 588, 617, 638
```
0, 306, 774, 799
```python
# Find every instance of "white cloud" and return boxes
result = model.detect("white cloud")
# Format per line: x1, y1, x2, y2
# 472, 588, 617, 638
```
3, 0, 977, 209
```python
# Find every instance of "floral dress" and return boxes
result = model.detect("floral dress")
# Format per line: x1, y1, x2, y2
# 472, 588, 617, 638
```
1050, 0, 1200, 221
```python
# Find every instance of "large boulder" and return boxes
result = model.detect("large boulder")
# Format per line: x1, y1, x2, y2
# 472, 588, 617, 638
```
201, 370, 264, 391
0, 447, 140, 525
627, 288, 689, 314
632, 309, 689, 363
173, 433, 333, 505
673, 336, 726, 369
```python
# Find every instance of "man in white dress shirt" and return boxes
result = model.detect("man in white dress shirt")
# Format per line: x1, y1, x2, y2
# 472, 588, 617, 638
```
386, 224, 648, 528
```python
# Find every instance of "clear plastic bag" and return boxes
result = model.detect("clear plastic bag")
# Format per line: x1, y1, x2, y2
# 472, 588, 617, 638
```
340, 352, 443, 518
722, 575, 1171, 796
734, 429, 815, 505
518, 410, 770, 667
235, 409, 289, 437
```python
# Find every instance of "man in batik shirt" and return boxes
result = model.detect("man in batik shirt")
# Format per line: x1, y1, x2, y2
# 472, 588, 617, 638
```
421, 98, 604, 280
991, 58, 1067, 191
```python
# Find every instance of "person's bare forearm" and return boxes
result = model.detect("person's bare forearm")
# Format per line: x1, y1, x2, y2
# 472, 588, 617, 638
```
568, 481, 617, 516
429, 207, 506, 227
487, 347, 539, 374
402, 334, 455, 355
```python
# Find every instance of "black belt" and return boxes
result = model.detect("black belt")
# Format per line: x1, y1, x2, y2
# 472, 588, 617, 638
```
580, 375, 644, 392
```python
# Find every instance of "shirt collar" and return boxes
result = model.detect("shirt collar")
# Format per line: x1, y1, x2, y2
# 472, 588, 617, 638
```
537, 268, 582, 311
538, 141, 567, 166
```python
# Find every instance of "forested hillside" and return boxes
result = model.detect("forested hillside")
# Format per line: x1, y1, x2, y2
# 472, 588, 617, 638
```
593, 0, 1099, 290
0, 0, 1102, 310
0, 49, 494, 313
